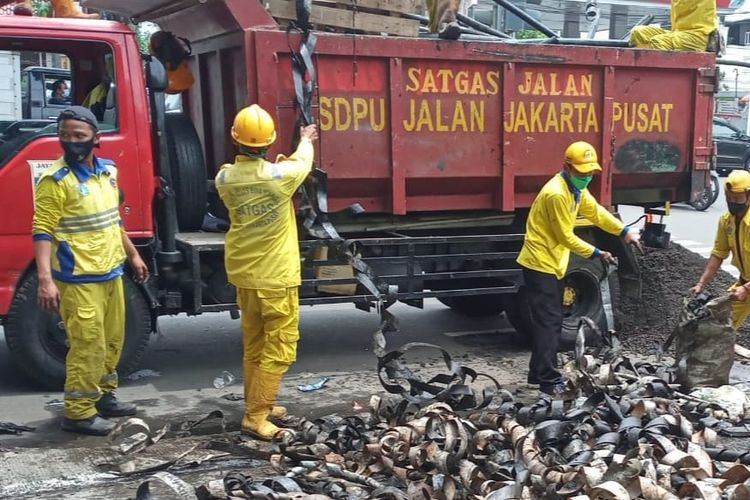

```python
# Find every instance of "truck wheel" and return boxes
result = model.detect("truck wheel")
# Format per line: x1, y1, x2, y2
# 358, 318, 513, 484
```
4, 273, 152, 390
165, 112, 207, 231
501, 287, 532, 347
438, 295, 505, 317
560, 254, 607, 349
502, 256, 612, 350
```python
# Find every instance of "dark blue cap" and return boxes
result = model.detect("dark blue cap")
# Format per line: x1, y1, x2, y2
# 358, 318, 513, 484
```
57, 106, 99, 131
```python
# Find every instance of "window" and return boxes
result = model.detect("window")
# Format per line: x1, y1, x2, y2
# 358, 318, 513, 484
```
744, 30, 750, 46
713, 121, 738, 138
0, 42, 118, 167
45, 75, 72, 106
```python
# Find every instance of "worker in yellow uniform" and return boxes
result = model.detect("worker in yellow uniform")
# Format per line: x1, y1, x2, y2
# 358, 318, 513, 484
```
691, 170, 750, 328
630, 0, 716, 52
216, 104, 318, 440
33, 106, 148, 436
517, 141, 641, 397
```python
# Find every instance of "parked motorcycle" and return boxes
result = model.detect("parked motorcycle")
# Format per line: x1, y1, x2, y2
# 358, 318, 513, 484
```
689, 170, 720, 211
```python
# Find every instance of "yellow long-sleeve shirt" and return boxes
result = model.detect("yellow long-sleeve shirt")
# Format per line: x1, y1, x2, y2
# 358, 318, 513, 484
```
517, 173, 626, 279
711, 210, 750, 281
32, 157, 125, 283
216, 138, 314, 289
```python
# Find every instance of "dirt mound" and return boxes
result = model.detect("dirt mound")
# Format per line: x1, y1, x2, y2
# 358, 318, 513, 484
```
619, 244, 750, 353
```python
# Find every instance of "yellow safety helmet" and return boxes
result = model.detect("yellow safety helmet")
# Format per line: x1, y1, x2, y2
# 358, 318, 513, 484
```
564, 141, 602, 174
231, 104, 276, 148
727, 170, 750, 193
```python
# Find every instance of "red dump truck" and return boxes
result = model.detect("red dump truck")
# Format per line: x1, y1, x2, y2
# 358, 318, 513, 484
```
0, 1, 715, 387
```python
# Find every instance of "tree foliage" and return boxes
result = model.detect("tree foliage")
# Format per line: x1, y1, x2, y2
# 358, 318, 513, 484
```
31, 0, 51, 16
514, 29, 546, 39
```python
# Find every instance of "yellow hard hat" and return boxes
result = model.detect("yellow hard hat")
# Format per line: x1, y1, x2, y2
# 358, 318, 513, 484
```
231, 104, 276, 148
727, 170, 750, 193
564, 141, 602, 174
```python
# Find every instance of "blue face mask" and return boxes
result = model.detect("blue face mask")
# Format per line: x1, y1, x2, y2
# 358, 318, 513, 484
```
569, 174, 593, 191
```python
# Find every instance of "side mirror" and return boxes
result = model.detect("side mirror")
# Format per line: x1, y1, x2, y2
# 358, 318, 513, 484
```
145, 56, 167, 92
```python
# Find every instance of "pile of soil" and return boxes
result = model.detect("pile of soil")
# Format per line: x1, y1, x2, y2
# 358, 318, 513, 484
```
619, 244, 750, 353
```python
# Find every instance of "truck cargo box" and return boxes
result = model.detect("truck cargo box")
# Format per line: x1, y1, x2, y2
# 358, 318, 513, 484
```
137, 1, 715, 217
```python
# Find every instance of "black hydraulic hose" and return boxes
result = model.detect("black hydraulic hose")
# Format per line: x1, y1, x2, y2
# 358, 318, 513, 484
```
406, 12, 511, 39
402, 12, 429, 24
490, 0, 556, 38
456, 13, 511, 39
718, 59, 750, 69
511, 37, 630, 48
620, 14, 654, 40
550, 38, 631, 47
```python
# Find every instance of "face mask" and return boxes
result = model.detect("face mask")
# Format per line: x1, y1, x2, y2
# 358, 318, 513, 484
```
61, 140, 95, 164
728, 201, 748, 215
569, 174, 593, 191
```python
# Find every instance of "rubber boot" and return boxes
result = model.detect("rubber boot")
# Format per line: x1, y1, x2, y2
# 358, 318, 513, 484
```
241, 368, 284, 440
51, 0, 100, 18
61, 415, 116, 436
13, 1, 33, 15
438, 21, 461, 40
244, 363, 287, 419
96, 392, 137, 417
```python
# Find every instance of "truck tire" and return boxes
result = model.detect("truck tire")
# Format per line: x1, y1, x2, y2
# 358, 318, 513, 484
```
560, 254, 607, 349
502, 256, 612, 350
438, 295, 505, 317
501, 287, 532, 347
165, 112, 207, 231
4, 272, 152, 390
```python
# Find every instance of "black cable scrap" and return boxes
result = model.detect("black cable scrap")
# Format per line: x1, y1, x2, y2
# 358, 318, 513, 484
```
125, 317, 750, 498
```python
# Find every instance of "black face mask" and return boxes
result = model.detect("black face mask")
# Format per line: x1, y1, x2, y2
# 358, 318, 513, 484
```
61, 140, 96, 164
728, 201, 748, 215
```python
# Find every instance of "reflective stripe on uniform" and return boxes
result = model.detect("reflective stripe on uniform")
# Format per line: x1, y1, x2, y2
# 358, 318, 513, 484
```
57, 216, 121, 234
64, 389, 102, 399
100, 372, 118, 384
60, 206, 119, 223
58, 207, 120, 233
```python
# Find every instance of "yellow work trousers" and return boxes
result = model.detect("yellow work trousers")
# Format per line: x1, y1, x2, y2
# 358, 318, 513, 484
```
237, 287, 300, 375
58, 278, 125, 420
630, 26, 708, 52
426, 0, 461, 33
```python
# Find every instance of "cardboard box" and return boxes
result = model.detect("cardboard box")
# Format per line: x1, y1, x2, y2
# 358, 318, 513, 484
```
313, 246, 358, 296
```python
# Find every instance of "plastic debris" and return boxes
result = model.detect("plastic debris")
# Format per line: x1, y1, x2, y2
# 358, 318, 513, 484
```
125, 369, 162, 381
43, 399, 64, 409
212, 371, 236, 389
297, 376, 329, 392
221, 393, 243, 401
352, 400, 365, 412
109, 417, 168, 455
175, 410, 226, 438
0, 422, 35, 435
136, 471, 197, 500
690, 385, 750, 422
736, 344, 750, 359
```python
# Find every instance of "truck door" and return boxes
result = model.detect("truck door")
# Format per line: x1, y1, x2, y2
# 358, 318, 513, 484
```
0, 34, 152, 317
